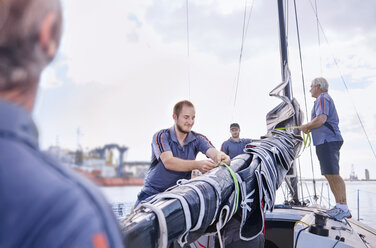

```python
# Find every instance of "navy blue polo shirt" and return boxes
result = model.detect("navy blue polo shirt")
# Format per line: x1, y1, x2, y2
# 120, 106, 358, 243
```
142, 126, 214, 196
221, 138, 252, 159
0, 99, 123, 248
311, 92, 343, 146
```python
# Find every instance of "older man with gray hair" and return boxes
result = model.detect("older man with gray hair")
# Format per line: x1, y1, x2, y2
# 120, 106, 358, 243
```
0, 0, 123, 247
300, 77, 350, 220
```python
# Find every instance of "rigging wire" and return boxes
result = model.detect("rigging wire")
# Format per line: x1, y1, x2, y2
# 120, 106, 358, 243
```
286, 0, 304, 203
280, 0, 304, 204
285, 0, 304, 204
292, 0, 318, 201
244, 0, 255, 38
232, 0, 255, 120
314, 0, 323, 75
308, 0, 376, 161
185, 0, 191, 99
285, 0, 288, 35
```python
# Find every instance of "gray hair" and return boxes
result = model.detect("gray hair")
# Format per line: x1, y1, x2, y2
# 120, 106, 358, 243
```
312, 77, 329, 92
0, 0, 62, 91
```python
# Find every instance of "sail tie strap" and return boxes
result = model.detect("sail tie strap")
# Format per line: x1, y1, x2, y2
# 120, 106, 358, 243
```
215, 206, 229, 248
137, 203, 168, 248
190, 176, 222, 225
149, 193, 192, 246
176, 180, 206, 232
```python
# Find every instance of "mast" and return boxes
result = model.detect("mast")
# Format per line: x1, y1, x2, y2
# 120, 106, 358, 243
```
277, 0, 300, 204
277, 0, 291, 97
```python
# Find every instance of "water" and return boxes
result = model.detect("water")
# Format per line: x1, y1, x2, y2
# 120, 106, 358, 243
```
276, 180, 376, 228
100, 186, 141, 219
100, 181, 376, 229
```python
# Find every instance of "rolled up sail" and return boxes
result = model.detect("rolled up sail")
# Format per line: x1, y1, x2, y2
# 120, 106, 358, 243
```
121, 79, 303, 247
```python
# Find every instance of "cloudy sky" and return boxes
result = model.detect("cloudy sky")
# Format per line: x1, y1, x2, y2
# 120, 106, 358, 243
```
34, 0, 376, 179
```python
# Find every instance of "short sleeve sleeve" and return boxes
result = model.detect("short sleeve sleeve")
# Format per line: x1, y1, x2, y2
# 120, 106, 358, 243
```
151, 130, 171, 159
314, 95, 330, 117
197, 134, 215, 155
221, 142, 229, 155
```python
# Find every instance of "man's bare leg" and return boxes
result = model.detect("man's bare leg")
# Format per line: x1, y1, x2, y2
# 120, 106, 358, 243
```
325, 174, 347, 204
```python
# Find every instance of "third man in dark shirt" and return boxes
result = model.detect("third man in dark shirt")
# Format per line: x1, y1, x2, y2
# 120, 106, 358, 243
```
221, 123, 252, 159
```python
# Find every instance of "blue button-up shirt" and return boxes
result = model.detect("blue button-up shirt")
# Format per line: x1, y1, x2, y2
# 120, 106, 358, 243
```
221, 138, 252, 159
311, 92, 343, 146
142, 126, 214, 195
0, 99, 123, 248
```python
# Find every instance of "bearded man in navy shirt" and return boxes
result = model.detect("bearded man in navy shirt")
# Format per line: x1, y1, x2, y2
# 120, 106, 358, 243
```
135, 100, 230, 206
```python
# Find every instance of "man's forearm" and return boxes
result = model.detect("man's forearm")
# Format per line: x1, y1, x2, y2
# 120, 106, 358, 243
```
301, 114, 327, 133
163, 156, 198, 172
206, 148, 230, 165
206, 148, 220, 163
308, 115, 327, 130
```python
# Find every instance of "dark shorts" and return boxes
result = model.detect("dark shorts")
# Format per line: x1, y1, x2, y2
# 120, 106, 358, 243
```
316, 141, 343, 175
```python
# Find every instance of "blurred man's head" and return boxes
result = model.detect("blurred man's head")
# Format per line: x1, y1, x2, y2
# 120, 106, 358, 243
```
230, 123, 240, 139
0, 0, 62, 109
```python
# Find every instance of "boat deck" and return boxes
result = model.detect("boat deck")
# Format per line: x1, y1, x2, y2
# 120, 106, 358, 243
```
265, 205, 376, 248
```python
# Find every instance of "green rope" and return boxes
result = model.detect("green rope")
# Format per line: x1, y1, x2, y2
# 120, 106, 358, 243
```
216, 126, 310, 216
272, 126, 311, 158
219, 162, 240, 215
273, 126, 301, 130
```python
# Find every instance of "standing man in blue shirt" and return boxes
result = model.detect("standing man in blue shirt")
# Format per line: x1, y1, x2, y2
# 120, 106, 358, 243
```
0, 0, 123, 247
300, 77, 350, 220
135, 100, 230, 206
221, 123, 252, 159
220, 123, 264, 247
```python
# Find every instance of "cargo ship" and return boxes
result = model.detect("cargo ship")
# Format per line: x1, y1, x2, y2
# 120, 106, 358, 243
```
46, 144, 149, 187
73, 168, 145, 186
